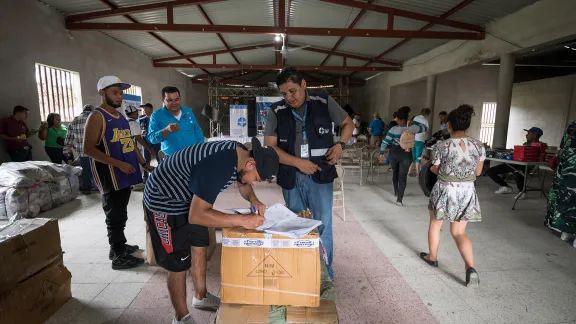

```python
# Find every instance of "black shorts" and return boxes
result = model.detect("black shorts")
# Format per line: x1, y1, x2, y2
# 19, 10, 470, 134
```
145, 206, 209, 272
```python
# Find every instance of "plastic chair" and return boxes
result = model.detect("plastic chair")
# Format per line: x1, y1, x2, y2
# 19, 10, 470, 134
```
333, 165, 346, 221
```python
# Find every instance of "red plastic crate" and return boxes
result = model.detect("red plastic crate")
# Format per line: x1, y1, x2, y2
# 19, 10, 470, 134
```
513, 145, 540, 162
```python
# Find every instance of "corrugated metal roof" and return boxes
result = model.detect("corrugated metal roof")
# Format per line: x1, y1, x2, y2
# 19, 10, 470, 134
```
38, 0, 542, 82
374, 0, 463, 17
383, 38, 452, 61
232, 49, 276, 65
284, 50, 326, 66
154, 32, 224, 53
289, 0, 361, 28
100, 31, 176, 57
38, 0, 108, 14
220, 34, 275, 47
450, 0, 540, 26
200, 0, 274, 26
338, 37, 398, 57
192, 53, 238, 64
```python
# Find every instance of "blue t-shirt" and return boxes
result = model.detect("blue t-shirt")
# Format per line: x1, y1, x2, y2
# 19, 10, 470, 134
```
144, 141, 238, 215
369, 118, 386, 136
147, 106, 205, 156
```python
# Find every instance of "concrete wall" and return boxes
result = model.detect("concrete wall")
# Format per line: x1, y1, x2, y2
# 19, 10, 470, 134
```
364, 0, 576, 119
389, 80, 426, 121
0, 0, 208, 163
434, 65, 499, 138
507, 75, 576, 148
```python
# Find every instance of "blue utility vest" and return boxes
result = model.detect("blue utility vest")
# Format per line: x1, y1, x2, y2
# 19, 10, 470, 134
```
271, 92, 337, 190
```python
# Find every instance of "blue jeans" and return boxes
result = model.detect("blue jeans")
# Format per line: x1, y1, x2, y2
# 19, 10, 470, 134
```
282, 172, 334, 279
79, 156, 95, 191
143, 143, 161, 182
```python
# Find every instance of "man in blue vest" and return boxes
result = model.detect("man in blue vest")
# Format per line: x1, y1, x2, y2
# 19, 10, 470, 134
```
264, 67, 354, 279
147, 86, 204, 156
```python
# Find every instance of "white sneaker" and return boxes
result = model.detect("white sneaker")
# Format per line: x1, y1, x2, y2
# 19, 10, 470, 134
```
132, 183, 145, 191
515, 192, 527, 200
560, 232, 575, 242
573, 239, 576, 249
495, 186, 513, 194
192, 292, 220, 310
172, 314, 195, 324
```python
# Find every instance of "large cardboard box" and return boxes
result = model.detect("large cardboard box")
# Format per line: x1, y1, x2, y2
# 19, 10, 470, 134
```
0, 218, 62, 293
216, 301, 339, 324
0, 259, 72, 324
221, 227, 320, 307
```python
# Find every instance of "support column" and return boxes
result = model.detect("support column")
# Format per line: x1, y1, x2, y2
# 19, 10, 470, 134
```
493, 54, 515, 148
425, 75, 437, 135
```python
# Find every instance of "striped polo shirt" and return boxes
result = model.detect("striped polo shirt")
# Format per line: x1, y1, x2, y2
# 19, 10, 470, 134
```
144, 141, 238, 215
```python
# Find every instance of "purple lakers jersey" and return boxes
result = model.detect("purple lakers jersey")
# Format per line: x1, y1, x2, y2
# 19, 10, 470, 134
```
90, 107, 142, 194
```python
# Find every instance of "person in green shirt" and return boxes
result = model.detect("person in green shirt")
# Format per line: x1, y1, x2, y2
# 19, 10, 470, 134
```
39, 112, 69, 163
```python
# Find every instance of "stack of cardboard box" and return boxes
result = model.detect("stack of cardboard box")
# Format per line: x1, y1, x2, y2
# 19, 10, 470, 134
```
217, 221, 338, 323
0, 218, 71, 324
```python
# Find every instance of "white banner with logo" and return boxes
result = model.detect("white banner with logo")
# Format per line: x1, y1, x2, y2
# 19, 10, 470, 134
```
230, 105, 248, 137
256, 96, 283, 135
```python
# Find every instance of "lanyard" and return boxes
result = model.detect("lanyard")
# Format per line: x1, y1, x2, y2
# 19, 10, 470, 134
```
291, 103, 308, 141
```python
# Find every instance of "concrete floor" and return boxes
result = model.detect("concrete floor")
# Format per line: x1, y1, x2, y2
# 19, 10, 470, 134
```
43, 172, 576, 324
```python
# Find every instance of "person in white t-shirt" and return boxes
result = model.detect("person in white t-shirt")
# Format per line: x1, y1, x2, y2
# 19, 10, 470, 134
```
352, 113, 361, 137
125, 105, 153, 190
409, 108, 431, 176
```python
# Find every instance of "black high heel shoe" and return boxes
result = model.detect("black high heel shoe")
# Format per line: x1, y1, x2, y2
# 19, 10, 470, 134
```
466, 267, 480, 287
419, 252, 438, 267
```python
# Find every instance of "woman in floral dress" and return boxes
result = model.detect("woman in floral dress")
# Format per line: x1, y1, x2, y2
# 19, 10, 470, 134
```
419, 105, 485, 287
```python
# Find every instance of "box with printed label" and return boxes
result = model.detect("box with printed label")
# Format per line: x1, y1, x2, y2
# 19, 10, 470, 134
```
0, 218, 62, 294
221, 227, 321, 307
0, 257, 72, 324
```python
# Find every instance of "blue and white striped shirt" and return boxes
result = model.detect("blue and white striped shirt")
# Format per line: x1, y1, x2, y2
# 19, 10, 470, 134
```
380, 121, 428, 153
144, 141, 238, 215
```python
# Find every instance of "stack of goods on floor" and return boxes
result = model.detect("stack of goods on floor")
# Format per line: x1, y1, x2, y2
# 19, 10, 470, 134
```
0, 218, 71, 323
216, 209, 339, 324
0, 161, 81, 223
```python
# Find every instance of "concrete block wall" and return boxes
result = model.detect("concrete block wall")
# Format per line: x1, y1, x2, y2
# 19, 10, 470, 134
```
508, 75, 576, 148
0, 0, 209, 163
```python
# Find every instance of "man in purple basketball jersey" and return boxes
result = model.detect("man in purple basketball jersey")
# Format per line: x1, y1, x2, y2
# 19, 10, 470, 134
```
84, 76, 154, 270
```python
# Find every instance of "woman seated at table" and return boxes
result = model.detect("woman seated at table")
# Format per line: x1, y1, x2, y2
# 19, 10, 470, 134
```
487, 127, 547, 200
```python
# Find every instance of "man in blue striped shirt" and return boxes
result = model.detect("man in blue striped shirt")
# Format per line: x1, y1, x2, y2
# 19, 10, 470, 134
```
379, 110, 428, 205
144, 138, 279, 324
147, 86, 204, 156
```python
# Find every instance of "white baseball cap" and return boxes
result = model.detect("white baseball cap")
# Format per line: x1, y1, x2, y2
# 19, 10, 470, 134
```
124, 105, 141, 115
97, 76, 132, 91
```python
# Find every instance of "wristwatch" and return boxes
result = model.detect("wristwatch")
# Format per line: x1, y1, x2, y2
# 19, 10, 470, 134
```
337, 141, 346, 150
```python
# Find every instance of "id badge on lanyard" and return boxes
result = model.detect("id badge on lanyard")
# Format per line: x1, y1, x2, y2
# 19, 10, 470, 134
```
292, 105, 309, 159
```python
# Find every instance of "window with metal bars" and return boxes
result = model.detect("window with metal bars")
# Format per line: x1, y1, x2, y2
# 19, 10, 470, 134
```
35, 63, 82, 122
124, 85, 142, 97
479, 102, 497, 147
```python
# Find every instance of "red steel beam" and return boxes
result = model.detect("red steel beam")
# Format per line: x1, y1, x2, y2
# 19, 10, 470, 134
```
279, 0, 286, 28
294, 44, 401, 66
318, 0, 483, 32
319, 0, 374, 66
96, 0, 211, 75
197, 5, 241, 65
66, 0, 223, 22
67, 23, 484, 40
349, 0, 477, 78
154, 43, 276, 63
154, 63, 401, 71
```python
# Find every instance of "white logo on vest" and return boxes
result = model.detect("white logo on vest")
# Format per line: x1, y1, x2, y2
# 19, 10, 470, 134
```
318, 127, 330, 135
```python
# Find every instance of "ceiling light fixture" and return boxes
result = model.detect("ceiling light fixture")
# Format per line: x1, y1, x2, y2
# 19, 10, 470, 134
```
274, 34, 282, 42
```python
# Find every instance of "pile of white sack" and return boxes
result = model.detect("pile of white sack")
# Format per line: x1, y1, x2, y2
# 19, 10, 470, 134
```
0, 161, 82, 222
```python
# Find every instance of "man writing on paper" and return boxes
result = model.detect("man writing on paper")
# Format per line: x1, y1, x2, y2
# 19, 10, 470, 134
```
144, 138, 279, 324
264, 67, 355, 280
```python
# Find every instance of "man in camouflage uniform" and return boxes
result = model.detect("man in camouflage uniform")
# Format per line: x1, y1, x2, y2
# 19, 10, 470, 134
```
546, 121, 576, 236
